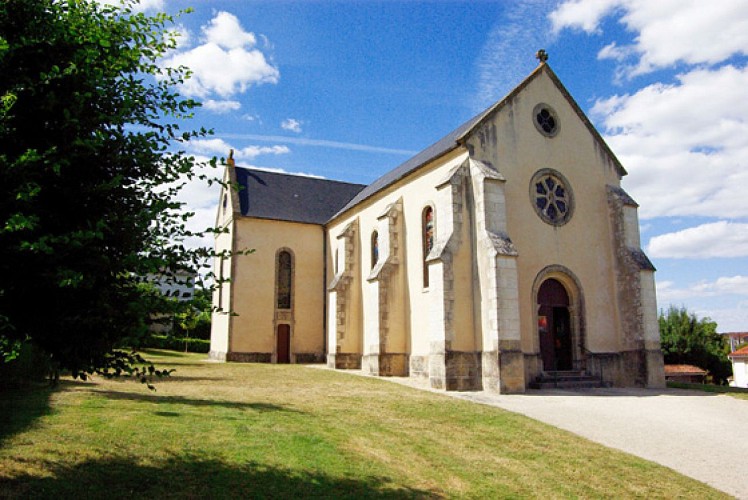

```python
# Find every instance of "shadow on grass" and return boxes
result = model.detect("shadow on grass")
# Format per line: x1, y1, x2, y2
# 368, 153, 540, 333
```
89, 388, 304, 413
0, 384, 53, 446
1, 455, 436, 499
137, 348, 202, 359
105, 374, 227, 385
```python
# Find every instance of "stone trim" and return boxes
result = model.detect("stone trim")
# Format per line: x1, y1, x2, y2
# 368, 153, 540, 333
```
409, 355, 429, 379
294, 353, 325, 364
531, 265, 586, 374
364, 200, 406, 375
608, 185, 639, 207
367, 199, 402, 281
607, 186, 646, 353
469, 158, 524, 393
227, 352, 272, 363
607, 185, 664, 387
363, 353, 408, 377
427, 163, 474, 389
630, 247, 656, 271
328, 219, 358, 350
327, 352, 361, 369
208, 350, 226, 361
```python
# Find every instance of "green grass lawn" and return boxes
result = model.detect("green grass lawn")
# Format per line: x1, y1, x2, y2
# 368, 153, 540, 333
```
667, 381, 748, 400
1, 350, 727, 498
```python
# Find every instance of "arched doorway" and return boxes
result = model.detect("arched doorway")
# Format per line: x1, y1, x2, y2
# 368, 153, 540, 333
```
537, 278, 573, 371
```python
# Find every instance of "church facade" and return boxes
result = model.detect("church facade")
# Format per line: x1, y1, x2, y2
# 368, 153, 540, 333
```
210, 62, 665, 393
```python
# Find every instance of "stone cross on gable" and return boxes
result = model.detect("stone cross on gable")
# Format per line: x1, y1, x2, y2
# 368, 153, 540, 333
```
536, 49, 549, 63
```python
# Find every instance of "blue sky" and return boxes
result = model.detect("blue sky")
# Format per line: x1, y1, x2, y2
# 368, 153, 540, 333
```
127, 0, 748, 333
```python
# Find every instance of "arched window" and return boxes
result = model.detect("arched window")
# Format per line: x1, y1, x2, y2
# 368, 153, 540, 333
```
277, 250, 292, 309
422, 206, 434, 287
371, 231, 379, 269
334, 249, 339, 274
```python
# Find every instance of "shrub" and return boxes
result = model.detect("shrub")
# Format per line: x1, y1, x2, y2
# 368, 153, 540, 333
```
0, 340, 51, 387
145, 335, 210, 354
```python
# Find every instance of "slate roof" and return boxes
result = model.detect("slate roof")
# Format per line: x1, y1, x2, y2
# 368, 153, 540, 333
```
234, 167, 365, 225
330, 111, 483, 220
331, 62, 628, 221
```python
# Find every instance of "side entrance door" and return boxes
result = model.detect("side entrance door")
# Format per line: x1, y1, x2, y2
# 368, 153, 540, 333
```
277, 324, 290, 364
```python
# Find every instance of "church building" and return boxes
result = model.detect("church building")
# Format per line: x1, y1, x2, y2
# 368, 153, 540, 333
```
209, 60, 665, 393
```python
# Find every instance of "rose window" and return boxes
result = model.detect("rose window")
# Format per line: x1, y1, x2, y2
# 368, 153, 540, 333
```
531, 170, 573, 225
532, 103, 559, 137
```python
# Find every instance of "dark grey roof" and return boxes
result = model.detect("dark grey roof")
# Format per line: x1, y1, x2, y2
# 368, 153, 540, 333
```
330, 112, 483, 220
331, 63, 627, 221
235, 167, 365, 225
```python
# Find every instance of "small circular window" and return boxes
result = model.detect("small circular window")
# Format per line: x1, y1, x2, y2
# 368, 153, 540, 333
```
533, 103, 559, 137
530, 169, 573, 226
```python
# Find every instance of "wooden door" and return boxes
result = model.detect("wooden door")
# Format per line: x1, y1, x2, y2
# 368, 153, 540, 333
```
277, 324, 290, 364
537, 279, 572, 371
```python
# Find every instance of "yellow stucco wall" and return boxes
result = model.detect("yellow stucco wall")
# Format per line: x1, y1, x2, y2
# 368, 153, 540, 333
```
328, 149, 471, 357
327, 66, 634, 365
209, 177, 236, 358
229, 217, 326, 356
467, 68, 625, 354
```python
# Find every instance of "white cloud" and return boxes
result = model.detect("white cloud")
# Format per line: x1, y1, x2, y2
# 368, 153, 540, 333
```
203, 99, 241, 114
160, 11, 279, 98
648, 222, 748, 259
220, 133, 418, 156
201, 11, 256, 49
657, 276, 748, 302
281, 118, 302, 133
694, 305, 748, 333
168, 24, 192, 50
472, 0, 556, 111
549, 0, 621, 34
237, 164, 323, 179
592, 65, 748, 219
551, 0, 748, 77
655, 278, 748, 332
188, 138, 290, 160
96, 0, 164, 12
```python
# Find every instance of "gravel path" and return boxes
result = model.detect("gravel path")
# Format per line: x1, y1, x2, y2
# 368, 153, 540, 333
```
389, 378, 748, 498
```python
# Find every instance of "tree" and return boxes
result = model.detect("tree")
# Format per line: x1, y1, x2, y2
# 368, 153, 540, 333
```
659, 305, 732, 384
0, 0, 214, 383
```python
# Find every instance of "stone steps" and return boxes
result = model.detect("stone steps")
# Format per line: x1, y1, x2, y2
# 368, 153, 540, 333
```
529, 370, 607, 390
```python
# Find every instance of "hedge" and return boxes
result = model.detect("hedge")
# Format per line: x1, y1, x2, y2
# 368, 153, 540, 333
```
145, 335, 210, 353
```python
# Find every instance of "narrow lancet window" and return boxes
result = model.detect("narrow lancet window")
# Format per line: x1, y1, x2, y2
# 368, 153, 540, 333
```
277, 250, 292, 309
422, 206, 434, 287
371, 231, 379, 269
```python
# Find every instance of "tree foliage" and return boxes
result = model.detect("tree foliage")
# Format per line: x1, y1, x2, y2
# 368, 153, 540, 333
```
0, 0, 215, 383
659, 305, 732, 384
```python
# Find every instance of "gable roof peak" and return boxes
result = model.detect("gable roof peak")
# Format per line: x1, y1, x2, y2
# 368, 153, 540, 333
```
331, 60, 626, 222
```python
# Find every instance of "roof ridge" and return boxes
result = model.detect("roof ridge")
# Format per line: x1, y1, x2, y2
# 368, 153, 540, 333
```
238, 166, 366, 188
329, 61, 627, 223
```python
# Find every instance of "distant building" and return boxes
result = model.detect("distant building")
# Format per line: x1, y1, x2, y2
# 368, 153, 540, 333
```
149, 270, 196, 302
728, 345, 748, 388
148, 270, 196, 333
664, 364, 708, 384
721, 331, 748, 352
210, 61, 665, 393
